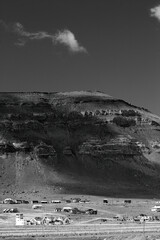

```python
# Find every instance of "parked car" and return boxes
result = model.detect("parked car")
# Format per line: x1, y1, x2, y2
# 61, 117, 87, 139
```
41, 201, 48, 204
3, 208, 18, 213
32, 204, 42, 209
22, 200, 29, 204
85, 209, 97, 215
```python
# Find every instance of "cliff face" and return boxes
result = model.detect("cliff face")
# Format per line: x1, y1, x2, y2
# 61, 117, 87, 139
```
0, 91, 160, 197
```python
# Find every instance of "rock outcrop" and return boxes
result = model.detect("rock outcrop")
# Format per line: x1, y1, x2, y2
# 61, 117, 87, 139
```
0, 91, 159, 197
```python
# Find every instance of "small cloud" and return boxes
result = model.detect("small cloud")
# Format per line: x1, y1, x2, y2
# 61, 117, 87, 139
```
54, 30, 87, 53
0, 20, 87, 53
12, 22, 25, 35
13, 22, 51, 39
150, 5, 160, 21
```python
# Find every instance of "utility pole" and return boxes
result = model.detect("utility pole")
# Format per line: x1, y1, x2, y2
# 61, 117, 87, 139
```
141, 218, 146, 240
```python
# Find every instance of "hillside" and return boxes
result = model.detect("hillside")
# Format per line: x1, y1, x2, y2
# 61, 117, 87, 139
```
0, 91, 160, 198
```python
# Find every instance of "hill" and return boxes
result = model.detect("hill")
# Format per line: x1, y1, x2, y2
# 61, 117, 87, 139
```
0, 91, 160, 198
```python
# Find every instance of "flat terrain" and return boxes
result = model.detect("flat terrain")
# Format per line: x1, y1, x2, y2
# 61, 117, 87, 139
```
0, 194, 160, 239
0, 194, 159, 226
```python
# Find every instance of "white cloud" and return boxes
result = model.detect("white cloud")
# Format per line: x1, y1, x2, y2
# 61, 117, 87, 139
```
0, 20, 87, 54
150, 5, 160, 21
54, 30, 87, 53
12, 22, 51, 41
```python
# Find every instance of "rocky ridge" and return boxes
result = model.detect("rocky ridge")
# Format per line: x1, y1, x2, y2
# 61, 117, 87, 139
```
0, 92, 159, 197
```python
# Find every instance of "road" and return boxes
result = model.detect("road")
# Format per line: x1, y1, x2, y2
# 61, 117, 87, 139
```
0, 222, 160, 237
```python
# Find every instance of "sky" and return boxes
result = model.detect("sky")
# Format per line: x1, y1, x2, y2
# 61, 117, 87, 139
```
0, 0, 160, 115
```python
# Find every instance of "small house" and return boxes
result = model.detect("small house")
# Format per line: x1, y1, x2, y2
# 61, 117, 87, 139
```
51, 200, 61, 204
113, 214, 124, 221
31, 217, 43, 225
151, 205, 160, 212
3, 198, 16, 204
54, 208, 62, 212
71, 208, 82, 214
10, 208, 18, 213
124, 200, 131, 204
72, 198, 81, 203
63, 207, 72, 212
31, 200, 39, 204
85, 209, 97, 215
54, 219, 63, 225
41, 201, 48, 204
16, 200, 23, 204
22, 200, 29, 204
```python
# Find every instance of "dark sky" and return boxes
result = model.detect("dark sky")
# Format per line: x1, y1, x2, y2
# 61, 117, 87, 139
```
0, 0, 160, 115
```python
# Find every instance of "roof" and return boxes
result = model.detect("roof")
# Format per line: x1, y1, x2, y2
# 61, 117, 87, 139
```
63, 207, 72, 209
34, 217, 42, 221
154, 205, 160, 208
32, 204, 42, 207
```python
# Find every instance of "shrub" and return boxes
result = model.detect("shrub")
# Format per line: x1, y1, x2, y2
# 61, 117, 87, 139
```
121, 110, 140, 117
113, 116, 136, 127
151, 121, 160, 127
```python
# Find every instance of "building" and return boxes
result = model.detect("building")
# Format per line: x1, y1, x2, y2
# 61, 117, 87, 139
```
16, 200, 23, 204
30, 217, 43, 225
124, 200, 131, 204
151, 205, 160, 212
85, 209, 97, 215
41, 201, 48, 204
32, 204, 42, 209
21, 200, 29, 204
31, 200, 39, 204
71, 208, 83, 214
63, 207, 72, 212
71, 198, 81, 203
3, 198, 16, 204
15, 214, 25, 226
51, 200, 61, 204
54, 208, 62, 212
103, 199, 108, 204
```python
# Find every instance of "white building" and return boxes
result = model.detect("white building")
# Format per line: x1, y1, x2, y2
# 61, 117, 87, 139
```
51, 200, 61, 204
15, 214, 25, 226
151, 205, 160, 212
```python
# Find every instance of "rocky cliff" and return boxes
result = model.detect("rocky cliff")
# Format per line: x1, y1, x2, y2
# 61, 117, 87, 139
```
0, 91, 160, 197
